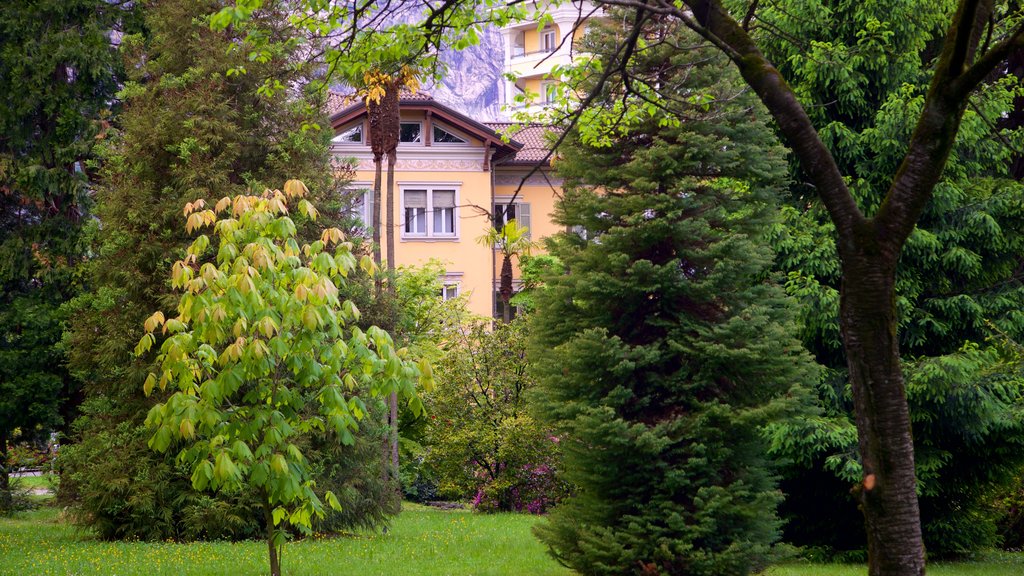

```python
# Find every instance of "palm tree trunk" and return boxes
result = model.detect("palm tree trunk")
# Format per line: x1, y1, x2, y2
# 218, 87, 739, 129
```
386, 149, 396, 272
500, 254, 513, 323
372, 155, 383, 267
385, 149, 399, 481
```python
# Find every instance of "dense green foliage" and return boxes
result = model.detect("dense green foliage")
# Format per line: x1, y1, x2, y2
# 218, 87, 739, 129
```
0, 0, 125, 511
58, 0, 397, 540
530, 17, 818, 576
748, 0, 1024, 556
426, 319, 566, 513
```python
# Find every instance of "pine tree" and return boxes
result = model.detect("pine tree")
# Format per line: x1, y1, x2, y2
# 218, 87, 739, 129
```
59, 0, 395, 539
0, 0, 126, 511
530, 17, 818, 576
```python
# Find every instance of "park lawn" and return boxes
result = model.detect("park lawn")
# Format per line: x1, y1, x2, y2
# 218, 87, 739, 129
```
0, 503, 572, 576
764, 553, 1024, 576
8, 474, 58, 491
5, 503, 1024, 576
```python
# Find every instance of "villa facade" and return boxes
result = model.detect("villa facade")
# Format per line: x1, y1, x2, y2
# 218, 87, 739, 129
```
325, 1, 596, 318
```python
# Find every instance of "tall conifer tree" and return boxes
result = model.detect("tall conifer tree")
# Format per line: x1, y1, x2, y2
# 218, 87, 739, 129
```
530, 17, 818, 576
0, 0, 125, 510
60, 0, 395, 539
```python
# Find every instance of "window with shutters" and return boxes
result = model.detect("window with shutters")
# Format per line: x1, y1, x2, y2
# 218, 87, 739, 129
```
440, 283, 459, 300
402, 187, 459, 239
541, 27, 557, 52
493, 197, 531, 239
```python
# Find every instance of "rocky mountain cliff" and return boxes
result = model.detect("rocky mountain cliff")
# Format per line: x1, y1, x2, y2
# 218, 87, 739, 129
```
423, 25, 507, 120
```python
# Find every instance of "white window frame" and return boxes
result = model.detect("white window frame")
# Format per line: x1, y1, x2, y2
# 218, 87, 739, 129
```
440, 282, 460, 300
440, 272, 463, 301
541, 27, 557, 52
401, 184, 461, 240
399, 121, 423, 145
511, 30, 526, 57
332, 123, 364, 144
540, 81, 557, 103
344, 182, 373, 231
431, 123, 469, 146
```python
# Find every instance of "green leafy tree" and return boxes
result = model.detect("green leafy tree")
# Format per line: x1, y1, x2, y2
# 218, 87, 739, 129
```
530, 18, 818, 575
139, 186, 428, 576
537, 0, 1024, 571
426, 319, 566, 512
59, 0, 397, 539
742, 1, 1024, 557
0, 0, 126, 510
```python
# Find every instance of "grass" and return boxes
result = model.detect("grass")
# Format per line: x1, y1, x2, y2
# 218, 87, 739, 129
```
763, 554, 1024, 576
8, 473, 58, 491
0, 503, 572, 576
4, 502, 1024, 576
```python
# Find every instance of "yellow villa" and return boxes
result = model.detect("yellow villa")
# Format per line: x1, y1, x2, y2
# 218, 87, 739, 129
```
326, 92, 560, 319
324, 2, 597, 318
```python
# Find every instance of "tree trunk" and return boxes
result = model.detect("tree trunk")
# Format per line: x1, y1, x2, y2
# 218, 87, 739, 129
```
263, 499, 281, 576
386, 149, 396, 272
500, 254, 513, 323
372, 155, 383, 267
840, 249, 925, 576
385, 149, 399, 483
0, 429, 10, 512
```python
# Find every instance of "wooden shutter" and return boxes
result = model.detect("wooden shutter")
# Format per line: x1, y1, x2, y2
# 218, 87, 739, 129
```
518, 202, 531, 238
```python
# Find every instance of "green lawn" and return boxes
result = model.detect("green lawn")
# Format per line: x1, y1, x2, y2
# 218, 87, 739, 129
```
8, 474, 58, 491
4, 503, 1024, 576
764, 554, 1024, 576
0, 503, 572, 576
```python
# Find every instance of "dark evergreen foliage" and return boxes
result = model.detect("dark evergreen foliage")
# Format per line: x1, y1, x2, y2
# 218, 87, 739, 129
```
59, 0, 395, 539
530, 17, 818, 576
753, 1, 1024, 556
0, 0, 128, 511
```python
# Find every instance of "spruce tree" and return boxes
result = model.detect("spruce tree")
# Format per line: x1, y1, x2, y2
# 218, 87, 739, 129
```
60, 0, 395, 539
530, 17, 818, 575
0, 0, 126, 510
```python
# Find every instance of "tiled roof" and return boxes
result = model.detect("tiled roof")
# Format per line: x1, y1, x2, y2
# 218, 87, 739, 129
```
326, 89, 436, 117
485, 122, 558, 166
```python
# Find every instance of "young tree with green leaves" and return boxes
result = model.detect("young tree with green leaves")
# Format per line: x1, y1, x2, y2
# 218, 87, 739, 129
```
530, 18, 818, 575
139, 185, 428, 576
0, 0, 127, 510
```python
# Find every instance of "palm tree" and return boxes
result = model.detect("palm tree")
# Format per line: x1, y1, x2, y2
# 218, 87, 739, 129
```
362, 67, 417, 486
477, 219, 536, 323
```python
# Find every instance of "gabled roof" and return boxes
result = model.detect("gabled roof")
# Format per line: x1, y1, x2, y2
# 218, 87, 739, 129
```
327, 91, 524, 161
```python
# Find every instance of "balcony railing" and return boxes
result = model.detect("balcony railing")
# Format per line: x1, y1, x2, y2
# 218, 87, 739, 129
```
510, 46, 556, 59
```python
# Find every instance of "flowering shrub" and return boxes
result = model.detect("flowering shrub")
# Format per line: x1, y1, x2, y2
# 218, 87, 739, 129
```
5, 442, 53, 471
425, 320, 569, 513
